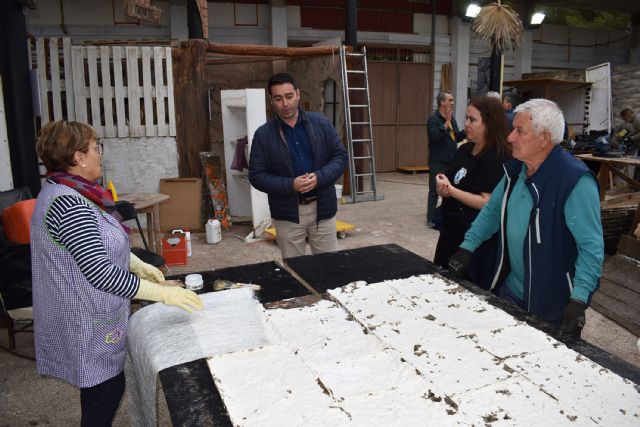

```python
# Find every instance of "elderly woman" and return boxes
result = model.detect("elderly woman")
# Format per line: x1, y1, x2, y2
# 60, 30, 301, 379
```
449, 99, 604, 339
30, 120, 203, 425
433, 96, 511, 288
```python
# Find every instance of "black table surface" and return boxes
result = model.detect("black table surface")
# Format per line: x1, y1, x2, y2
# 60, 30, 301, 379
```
159, 244, 640, 426
285, 243, 439, 293
167, 260, 313, 304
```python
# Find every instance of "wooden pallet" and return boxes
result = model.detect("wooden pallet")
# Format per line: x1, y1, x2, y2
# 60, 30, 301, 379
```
397, 165, 429, 174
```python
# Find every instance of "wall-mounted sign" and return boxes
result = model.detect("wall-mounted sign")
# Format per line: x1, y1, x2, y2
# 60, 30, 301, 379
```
125, 0, 161, 25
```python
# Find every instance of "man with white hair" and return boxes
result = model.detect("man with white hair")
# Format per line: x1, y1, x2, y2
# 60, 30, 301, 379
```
448, 99, 604, 339
485, 91, 501, 101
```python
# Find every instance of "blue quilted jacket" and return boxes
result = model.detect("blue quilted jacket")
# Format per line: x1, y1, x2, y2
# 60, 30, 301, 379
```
249, 110, 348, 223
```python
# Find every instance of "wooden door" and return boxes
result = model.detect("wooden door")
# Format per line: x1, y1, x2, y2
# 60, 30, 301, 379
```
368, 62, 397, 172
397, 63, 430, 167
369, 60, 431, 171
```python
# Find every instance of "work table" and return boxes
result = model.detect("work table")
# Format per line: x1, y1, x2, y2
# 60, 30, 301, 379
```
130, 245, 640, 426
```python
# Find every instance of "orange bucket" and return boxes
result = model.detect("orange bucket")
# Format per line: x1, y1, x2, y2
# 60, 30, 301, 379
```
2, 199, 37, 244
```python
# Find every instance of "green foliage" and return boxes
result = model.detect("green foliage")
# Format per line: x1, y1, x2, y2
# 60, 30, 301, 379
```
544, 7, 630, 30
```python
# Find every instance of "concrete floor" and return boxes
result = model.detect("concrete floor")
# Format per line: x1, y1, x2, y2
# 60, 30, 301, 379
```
1, 172, 639, 425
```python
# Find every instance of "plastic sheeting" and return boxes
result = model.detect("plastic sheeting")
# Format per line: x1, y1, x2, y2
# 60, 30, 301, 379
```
125, 288, 273, 427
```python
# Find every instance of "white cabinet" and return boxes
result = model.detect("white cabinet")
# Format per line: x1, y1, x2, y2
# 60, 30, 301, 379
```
221, 89, 271, 241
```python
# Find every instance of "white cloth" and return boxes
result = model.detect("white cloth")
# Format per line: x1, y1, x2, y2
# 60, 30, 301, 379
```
125, 288, 273, 427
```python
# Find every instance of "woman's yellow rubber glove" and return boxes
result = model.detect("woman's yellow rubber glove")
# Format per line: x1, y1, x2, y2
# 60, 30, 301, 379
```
134, 279, 204, 313
129, 252, 164, 283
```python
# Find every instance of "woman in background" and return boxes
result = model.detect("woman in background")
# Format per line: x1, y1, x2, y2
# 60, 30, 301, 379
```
433, 96, 511, 288
30, 120, 203, 426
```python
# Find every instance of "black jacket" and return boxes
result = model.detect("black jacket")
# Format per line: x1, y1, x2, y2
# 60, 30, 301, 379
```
426, 110, 465, 164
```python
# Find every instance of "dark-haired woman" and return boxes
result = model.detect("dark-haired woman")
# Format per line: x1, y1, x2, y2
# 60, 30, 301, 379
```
433, 97, 511, 288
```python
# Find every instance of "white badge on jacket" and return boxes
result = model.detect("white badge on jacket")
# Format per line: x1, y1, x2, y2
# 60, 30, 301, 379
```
454, 167, 467, 185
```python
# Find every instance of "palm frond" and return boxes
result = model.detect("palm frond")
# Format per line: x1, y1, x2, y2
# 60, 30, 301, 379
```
472, 2, 524, 52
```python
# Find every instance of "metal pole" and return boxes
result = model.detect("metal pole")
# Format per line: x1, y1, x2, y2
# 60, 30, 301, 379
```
431, 0, 436, 61
489, 44, 501, 92
187, 0, 204, 39
0, 0, 40, 195
345, 0, 357, 47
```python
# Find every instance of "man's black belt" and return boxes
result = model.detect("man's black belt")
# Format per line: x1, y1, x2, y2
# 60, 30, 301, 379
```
299, 196, 318, 205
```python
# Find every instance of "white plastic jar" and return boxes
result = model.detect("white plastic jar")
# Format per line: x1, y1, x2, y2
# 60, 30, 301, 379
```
184, 274, 203, 291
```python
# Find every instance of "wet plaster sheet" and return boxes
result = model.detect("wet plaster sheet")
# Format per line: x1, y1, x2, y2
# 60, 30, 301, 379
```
206, 274, 640, 426
125, 288, 273, 427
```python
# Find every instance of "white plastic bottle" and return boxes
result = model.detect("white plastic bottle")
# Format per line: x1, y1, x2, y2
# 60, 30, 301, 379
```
184, 229, 192, 257
206, 219, 222, 244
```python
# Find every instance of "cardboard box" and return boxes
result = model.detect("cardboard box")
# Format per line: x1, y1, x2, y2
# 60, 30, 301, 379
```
162, 233, 187, 266
159, 178, 202, 231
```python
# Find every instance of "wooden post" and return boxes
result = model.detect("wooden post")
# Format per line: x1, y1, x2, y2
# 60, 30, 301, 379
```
172, 39, 208, 178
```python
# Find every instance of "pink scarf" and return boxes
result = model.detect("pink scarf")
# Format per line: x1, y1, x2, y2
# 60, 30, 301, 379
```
47, 172, 127, 228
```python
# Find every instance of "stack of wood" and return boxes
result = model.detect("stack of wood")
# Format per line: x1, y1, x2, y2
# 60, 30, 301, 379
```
590, 203, 640, 338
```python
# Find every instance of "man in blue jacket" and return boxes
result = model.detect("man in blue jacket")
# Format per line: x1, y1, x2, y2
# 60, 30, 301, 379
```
249, 73, 348, 260
448, 99, 604, 339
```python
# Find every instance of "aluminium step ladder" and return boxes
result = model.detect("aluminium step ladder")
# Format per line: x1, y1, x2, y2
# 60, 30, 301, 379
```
340, 45, 381, 203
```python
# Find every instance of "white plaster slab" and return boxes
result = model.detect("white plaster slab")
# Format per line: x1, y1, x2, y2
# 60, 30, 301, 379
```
330, 277, 514, 395
387, 274, 461, 295
418, 297, 519, 334
508, 346, 640, 425
340, 387, 463, 426
314, 349, 432, 401
469, 322, 560, 359
453, 376, 596, 426
266, 300, 440, 401
329, 280, 419, 327
207, 343, 350, 427
331, 275, 519, 335
265, 299, 389, 371
394, 280, 520, 334
372, 319, 513, 395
